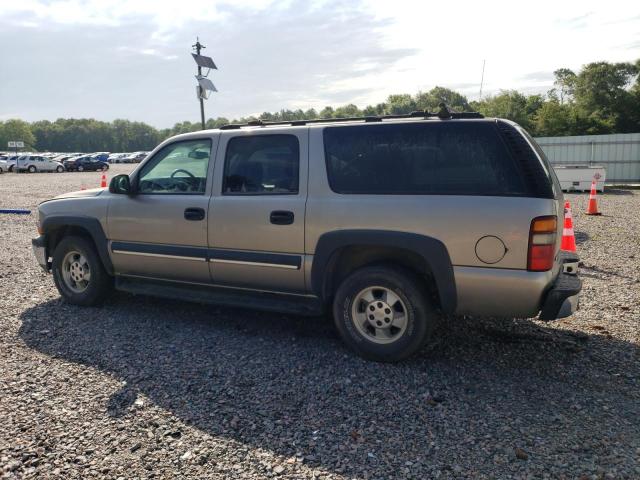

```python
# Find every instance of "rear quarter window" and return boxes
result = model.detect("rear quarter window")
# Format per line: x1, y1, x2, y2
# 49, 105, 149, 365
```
323, 122, 528, 196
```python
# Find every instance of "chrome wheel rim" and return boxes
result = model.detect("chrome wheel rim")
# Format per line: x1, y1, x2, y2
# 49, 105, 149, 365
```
351, 286, 408, 344
61, 250, 91, 293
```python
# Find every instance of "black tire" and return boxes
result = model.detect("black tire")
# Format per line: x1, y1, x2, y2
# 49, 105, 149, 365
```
332, 265, 437, 362
52, 236, 113, 306
78, 165, 84, 172
56, 165, 64, 173
8, 165, 13, 172
28, 165, 36, 173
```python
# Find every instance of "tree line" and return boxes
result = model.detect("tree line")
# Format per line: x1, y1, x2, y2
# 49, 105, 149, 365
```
1, 60, 638, 153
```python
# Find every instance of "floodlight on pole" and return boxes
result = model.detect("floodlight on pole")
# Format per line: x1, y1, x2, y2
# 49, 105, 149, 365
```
191, 38, 218, 130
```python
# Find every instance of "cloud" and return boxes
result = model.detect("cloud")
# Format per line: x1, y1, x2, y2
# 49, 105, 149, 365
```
0, 0, 639, 127
0, 0, 418, 127
554, 12, 594, 30
518, 71, 555, 83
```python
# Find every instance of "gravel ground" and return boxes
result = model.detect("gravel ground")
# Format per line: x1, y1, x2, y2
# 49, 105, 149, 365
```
1, 168, 639, 479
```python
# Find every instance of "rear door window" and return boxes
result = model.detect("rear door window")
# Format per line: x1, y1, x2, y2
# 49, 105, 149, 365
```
324, 122, 528, 196
222, 134, 299, 195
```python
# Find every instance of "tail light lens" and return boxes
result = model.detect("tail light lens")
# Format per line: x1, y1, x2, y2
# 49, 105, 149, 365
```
528, 216, 557, 271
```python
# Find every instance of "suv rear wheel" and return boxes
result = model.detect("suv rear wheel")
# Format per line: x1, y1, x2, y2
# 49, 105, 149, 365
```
333, 265, 437, 362
28, 165, 36, 173
52, 236, 112, 306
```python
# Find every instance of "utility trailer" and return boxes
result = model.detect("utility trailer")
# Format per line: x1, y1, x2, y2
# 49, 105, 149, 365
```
552, 165, 606, 192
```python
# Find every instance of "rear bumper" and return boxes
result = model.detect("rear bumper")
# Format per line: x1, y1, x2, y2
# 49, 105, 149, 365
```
539, 264, 582, 320
453, 251, 581, 320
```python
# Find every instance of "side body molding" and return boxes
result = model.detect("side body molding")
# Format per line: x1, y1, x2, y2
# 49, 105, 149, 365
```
311, 230, 457, 313
41, 215, 114, 274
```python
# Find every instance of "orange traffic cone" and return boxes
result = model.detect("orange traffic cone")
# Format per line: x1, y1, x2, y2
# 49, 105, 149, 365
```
100, 173, 107, 188
561, 201, 577, 252
585, 179, 601, 215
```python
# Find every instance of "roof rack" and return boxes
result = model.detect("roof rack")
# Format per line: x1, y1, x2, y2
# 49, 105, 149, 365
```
219, 103, 484, 130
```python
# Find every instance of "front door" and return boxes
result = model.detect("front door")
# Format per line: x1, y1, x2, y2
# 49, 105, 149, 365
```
208, 129, 308, 293
107, 136, 217, 283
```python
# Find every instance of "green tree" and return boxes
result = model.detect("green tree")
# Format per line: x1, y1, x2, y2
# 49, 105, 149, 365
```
414, 87, 471, 111
0, 119, 36, 150
473, 90, 532, 128
319, 106, 335, 119
333, 104, 361, 118
553, 68, 577, 104
384, 94, 416, 114
533, 100, 575, 136
572, 61, 639, 133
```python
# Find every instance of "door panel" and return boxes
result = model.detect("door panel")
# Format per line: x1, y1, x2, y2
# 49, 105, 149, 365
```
208, 128, 308, 293
107, 135, 218, 283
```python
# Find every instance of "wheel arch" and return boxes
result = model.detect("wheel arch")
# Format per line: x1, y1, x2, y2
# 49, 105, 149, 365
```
311, 230, 457, 314
42, 216, 113, 275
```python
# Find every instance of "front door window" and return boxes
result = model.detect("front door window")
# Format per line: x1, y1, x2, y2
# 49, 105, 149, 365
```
138, 139, 212, 195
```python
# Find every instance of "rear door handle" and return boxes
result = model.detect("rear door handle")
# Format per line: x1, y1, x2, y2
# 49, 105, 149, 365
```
184, 207, 205, 221
270, 210, 294, 225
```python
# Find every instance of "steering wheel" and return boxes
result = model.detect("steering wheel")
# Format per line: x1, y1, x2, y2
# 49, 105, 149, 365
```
170, 169, 195, 178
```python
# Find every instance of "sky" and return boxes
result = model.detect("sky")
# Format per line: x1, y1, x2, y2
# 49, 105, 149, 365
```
0, 0, 638, 128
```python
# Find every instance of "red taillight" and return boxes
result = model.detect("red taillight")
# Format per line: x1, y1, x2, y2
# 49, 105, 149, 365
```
528, 216, 557, 271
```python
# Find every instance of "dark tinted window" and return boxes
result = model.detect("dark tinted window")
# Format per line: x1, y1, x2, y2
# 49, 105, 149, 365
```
223, 135, 299, 195
518, 127, 560, 198
324, 122, 527, 195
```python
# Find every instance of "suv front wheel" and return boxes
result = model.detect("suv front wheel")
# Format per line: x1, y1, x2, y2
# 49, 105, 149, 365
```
333, 265, 437, 362
52, 236, 112, 306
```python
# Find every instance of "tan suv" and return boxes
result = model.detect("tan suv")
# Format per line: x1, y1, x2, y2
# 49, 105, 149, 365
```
32, 108, 581, 362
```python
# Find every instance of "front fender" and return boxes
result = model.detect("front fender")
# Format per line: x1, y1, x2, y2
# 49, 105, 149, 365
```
41, 215, 113, 274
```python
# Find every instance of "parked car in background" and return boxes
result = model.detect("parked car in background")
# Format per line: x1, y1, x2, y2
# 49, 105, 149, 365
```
90, 152, 110, 162
131, 151, 149, 163
52, 154, 77, 163
64, 155, 109, 172
117, 153, 136, 163
108, 153, 128, 163
17, 155, 65, 173
4, 155, 18, 172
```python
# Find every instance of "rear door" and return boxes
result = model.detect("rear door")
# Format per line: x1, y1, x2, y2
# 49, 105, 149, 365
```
208, 128, 308, 293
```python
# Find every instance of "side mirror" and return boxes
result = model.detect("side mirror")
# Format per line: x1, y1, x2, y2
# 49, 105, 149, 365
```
109, 174, 133, 194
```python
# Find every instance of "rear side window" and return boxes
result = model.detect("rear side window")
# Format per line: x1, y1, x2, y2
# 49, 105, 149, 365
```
223, 134, 299, 195
518, 127, 561, 198
324, 122, 528, 195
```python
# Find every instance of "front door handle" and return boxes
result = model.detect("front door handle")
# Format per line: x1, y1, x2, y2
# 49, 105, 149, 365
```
270, 210, 294, 225
184, 207, 205, 221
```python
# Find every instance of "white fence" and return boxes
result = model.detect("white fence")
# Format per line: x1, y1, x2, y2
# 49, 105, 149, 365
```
535, 132, 640, 183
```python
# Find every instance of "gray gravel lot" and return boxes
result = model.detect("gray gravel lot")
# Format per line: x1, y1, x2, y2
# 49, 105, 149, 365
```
1, 167, 639, 479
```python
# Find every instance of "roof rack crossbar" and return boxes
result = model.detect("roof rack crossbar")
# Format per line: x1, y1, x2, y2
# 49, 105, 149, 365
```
218, 107, 483, 130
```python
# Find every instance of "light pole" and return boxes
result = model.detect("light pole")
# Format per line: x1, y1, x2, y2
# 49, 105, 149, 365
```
191, 38, 218, 130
